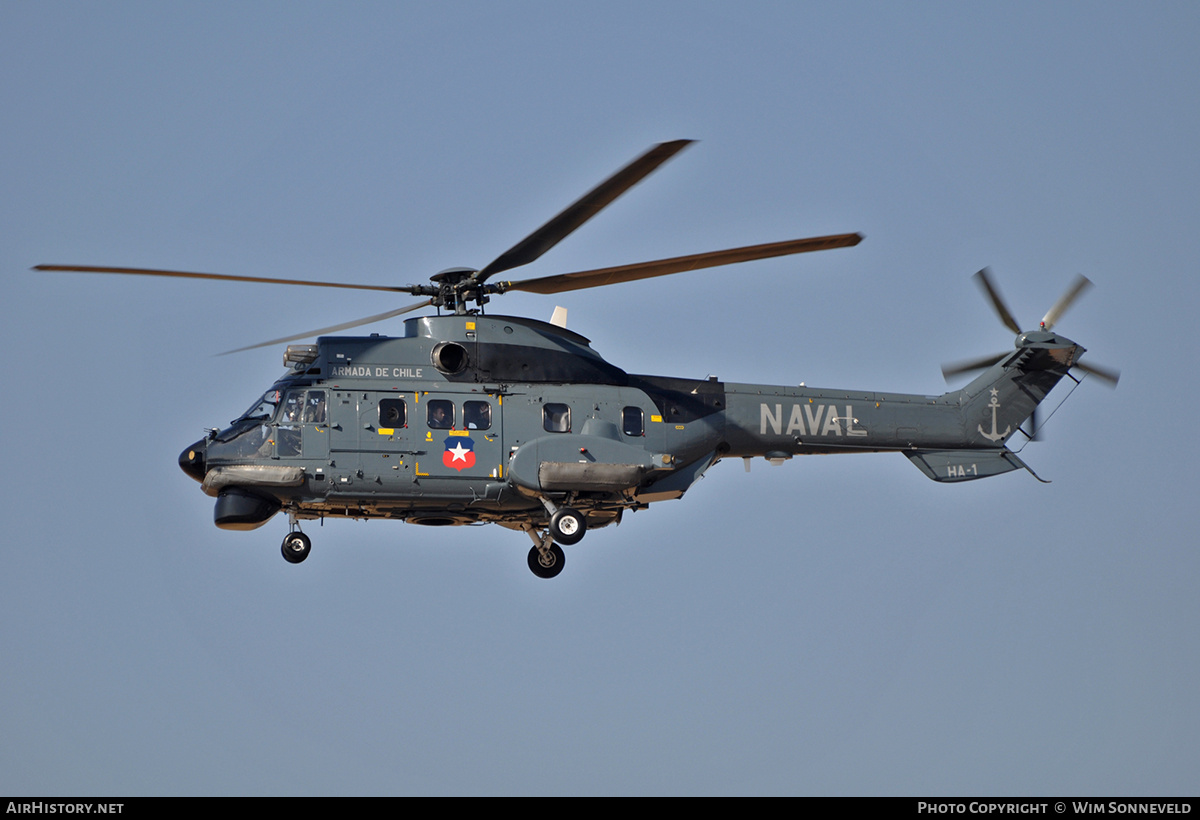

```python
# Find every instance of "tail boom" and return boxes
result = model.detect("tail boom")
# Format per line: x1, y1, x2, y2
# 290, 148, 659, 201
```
721, 336, 1080, 482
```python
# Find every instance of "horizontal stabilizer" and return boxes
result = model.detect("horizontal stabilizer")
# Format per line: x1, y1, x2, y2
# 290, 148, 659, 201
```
905, 449, 1030, 483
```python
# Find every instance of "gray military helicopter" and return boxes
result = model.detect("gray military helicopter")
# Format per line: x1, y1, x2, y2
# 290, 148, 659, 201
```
36, 140, 1117, 577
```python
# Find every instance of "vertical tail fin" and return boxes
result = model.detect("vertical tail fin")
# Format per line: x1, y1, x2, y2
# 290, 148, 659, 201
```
905, 344, 1077, 483
959, 340, 1080, 447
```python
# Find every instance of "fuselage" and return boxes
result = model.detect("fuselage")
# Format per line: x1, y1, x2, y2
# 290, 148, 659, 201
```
180, 313, 1066, 532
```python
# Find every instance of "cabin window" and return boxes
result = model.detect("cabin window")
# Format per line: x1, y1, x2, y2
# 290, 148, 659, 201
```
463, 400, 491, 430
427, 399, 455, 429
379, 398, 406, 429
622, 406, 644, 436
543, 403, 571, 433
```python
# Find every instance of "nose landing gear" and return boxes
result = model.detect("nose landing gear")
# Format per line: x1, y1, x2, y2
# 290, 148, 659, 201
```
548, 507, 586, 545
281, 517, 312, 564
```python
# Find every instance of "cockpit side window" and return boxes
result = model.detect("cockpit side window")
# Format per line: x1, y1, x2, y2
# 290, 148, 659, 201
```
303, 390, 326, 424
622, 406, 644, 436
280, 390, 306, 424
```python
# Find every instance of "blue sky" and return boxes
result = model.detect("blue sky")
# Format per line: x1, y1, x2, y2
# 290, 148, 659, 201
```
3, 2, 1198, 795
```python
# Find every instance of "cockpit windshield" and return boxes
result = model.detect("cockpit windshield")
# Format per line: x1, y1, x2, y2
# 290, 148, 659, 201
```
234, 389, 284, 425
216, 381, 304, 443
209, 382, 323, 461
231, 377, 312, 425
211, 385, 292, 457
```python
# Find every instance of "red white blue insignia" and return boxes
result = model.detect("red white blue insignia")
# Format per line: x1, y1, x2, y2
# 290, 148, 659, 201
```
442, 435, 476, 471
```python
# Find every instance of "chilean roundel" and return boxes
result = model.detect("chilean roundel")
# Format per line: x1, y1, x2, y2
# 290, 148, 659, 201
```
443, 435, 476, 471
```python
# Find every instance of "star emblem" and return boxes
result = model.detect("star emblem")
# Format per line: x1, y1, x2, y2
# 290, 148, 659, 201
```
442, 435, 476, 471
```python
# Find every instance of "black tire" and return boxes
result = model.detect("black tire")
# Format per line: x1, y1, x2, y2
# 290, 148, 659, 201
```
549, 508, 586, 546
281, 532, 312, 564
527, 543, 565, 579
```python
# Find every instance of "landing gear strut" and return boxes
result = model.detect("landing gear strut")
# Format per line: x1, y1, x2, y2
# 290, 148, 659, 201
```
523, 525, 565, 579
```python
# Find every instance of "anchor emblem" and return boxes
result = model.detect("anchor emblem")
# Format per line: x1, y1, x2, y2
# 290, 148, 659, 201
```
978, 388, 1011, 443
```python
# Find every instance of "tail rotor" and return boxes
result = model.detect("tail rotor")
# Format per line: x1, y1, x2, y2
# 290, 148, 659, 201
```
942, 268, 1119, 441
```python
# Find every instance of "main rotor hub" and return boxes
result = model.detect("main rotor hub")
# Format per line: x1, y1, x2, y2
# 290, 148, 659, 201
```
429, 267, 485, 314
430, 267, 478, 286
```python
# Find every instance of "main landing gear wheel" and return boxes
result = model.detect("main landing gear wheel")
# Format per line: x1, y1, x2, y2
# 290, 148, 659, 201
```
528, 543, 565, 579
549, 507, 586, 545
281, 532, 311, 564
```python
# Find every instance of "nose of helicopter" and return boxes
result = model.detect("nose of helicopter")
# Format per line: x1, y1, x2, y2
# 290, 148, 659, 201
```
179, 439, 207, 482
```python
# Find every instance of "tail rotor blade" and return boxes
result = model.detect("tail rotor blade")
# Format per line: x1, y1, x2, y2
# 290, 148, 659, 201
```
1074, 360, 1120, 387
1041, 274, 1092, 331
973, 268, 1022, 334
941, 351, 1008, 381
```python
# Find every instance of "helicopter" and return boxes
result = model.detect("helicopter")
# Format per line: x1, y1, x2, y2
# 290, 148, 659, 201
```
35, 140, 1118, 578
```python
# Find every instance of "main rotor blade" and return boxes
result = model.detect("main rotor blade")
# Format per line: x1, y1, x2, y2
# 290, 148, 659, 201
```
1041, 274, 1092, 331
474, 140, 694, 282
219, 299, 433, 355
973, 268, 1022, 334
941, 351, 1008, 381
500, 233, 863, 295
1074, 360, 1120, 387
33, 264, 414, 294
